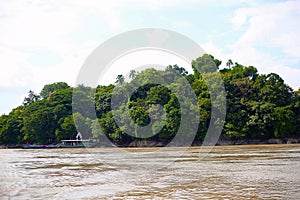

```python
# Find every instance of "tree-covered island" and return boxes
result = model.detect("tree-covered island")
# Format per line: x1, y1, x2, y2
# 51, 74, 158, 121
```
0, 54, 299, 147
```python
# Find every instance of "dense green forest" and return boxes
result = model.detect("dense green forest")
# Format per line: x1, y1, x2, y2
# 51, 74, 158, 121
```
0, 54, 299, 146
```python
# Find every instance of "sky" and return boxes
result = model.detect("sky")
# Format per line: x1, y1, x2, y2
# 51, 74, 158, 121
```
1, 0, 300, 115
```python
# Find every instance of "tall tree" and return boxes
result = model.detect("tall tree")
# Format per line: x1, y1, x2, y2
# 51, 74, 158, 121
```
254, 73, 293, 106
129, 70, 136, 80
40, 82, 70, 99
226, 59, 233, 68
115, 74, 125, 86
0, 107, 24, 144
23, 90, 40, 106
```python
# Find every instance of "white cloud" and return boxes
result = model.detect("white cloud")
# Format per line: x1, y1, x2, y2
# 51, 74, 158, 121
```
171, 20, 191, 29
0, 1, 78, 49
0, 46, 34, 88
232, 1, 300, 55
231, 8, 249, 27
223, 0, 300, 89
0, 0, 200, 90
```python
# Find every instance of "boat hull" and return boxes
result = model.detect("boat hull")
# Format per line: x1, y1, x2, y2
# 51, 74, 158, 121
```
22, 145, 61, 149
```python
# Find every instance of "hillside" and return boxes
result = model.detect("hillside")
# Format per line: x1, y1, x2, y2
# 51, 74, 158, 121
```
0, 54, 299, 146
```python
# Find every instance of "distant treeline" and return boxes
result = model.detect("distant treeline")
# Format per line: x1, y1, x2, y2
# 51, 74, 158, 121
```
0, 54, 299, 145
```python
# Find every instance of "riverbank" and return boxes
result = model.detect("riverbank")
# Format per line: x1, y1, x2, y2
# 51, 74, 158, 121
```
125, 137, 300, 147
0, 144, 23, 149
215, 138, 300, 146
1, 138, 300, 149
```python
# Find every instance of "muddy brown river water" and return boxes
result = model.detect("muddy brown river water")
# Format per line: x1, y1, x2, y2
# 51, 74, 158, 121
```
1, 144, 299, 199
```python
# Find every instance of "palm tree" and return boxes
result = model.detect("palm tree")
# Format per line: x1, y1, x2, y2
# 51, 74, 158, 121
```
115, 74, 125, 86
129, 70, 136, 80
23, 90, 40, 106
226, 59, 233, 69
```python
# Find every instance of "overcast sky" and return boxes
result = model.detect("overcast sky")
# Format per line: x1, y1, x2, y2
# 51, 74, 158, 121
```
1, 0, 300, 115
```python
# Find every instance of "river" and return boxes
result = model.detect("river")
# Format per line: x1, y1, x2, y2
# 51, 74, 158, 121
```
1, 144, 299, 199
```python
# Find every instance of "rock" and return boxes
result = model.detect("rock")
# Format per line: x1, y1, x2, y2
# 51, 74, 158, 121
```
267, 139, 283, 144
286, 138, 300, 144
128, 140, 164, 147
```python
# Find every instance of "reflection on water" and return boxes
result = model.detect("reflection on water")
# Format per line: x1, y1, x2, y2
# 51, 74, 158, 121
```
1, 144, 299, 199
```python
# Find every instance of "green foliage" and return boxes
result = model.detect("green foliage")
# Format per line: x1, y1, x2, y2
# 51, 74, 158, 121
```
72, 85, 95, 119
253, 73, 293, 106
95, 84, 114, 118
57, 115, 77, 140
192, 54, 219, 79
22, 102, 57, 144
166, 64, 188, 76
91, 119, 104, 138
291, 88, 300, 136
0, 56, 299, 146
40, 82, 70, 99
73, 112, 92, 138
245, 101, 275, 139
0, 107, 24, 144
274, 106, 294, 138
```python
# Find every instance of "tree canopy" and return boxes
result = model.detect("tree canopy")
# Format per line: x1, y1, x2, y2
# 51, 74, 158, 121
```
0, 54, 299, 145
